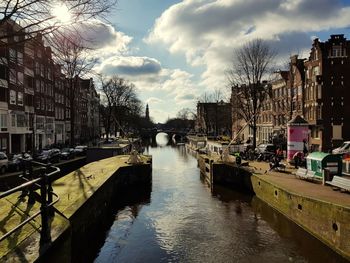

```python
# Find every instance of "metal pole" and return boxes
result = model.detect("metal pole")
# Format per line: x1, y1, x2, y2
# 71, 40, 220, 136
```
39, 168, 51, 244
46, 164, 54, 216
28, 160, 35, 204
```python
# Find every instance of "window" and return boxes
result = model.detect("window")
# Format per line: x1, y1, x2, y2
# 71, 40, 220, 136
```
36, 79, 40, 92
40, 64, 44, 77
35, 96, 40, 109
41, 81, 45, 93
24, 75, 33, 90
11, 114, 15, 126
0, 137, 7, 151
35, 62, 40, 75
17, 92, 23, 105
9, 49, 16, 63
0, 114, 7, 130
9, 68, 16, 83
10, 90, 16, 104
17, 52, 23, 65
0, 87, 6, 102
41, 97, 45, 110
25, 94, 33, 106
332, 125, 342, 140
17, 114, 26, 127
0, 65, 6, 79
332, 46, 345, 57
17, 72, 24, 85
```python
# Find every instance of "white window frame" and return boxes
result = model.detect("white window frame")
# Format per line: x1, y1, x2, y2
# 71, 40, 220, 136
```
10, 90, 16, 104
17, 92, 23, 106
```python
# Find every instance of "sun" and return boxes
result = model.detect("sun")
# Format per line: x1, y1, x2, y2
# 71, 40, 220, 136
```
52, 3, 72, 24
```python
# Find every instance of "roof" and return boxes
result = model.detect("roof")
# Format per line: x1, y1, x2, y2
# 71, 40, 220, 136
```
288, 115, 308, 125
307, 152, 329, 161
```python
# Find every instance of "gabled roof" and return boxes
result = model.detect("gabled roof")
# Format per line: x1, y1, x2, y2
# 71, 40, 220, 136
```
288, 115, 308, 125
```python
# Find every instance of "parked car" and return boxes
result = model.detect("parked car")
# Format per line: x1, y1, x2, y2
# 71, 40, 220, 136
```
332, 141, 350, 154
35, 149, 60, 163
8, 153, 33, 172
256, 143, 276, 161
0, 152, 8, 174
60, 148, 76, 160
74, 145, 87, 156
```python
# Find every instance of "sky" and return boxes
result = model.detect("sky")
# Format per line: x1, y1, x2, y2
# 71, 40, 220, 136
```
87, 0, 350, 123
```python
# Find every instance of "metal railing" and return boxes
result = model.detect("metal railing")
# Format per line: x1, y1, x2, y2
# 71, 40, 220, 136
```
0, 159, 60, 243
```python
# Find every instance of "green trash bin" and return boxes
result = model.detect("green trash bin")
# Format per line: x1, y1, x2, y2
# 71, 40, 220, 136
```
306, 152, 343, 179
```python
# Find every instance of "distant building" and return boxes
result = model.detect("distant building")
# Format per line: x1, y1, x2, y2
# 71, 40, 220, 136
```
289, 55, 305, 119
256, 71, 289, 145
196, 101, 232, 137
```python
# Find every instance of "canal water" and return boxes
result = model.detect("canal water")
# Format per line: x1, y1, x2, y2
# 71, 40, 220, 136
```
93, 133, 347, 263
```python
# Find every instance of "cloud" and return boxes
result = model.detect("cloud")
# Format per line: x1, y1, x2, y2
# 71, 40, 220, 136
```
146, 0, 350, 89
99, 56, 162, 76
146, 97, 163, 104
78, 20, 132, 55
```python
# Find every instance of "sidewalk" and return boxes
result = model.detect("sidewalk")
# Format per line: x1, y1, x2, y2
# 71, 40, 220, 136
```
249, 160, 350, 209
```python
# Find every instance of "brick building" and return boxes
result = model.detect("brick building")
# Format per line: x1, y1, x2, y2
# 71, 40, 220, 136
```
196, 101, 232, 137
304, 35, 350, 152
0, 20, 100, 154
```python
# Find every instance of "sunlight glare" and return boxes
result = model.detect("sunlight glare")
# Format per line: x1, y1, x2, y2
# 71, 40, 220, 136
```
52, 3, 72, 24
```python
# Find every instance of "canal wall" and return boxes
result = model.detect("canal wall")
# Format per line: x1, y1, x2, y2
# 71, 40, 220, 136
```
199, 154, 350, 260
198, 154, 253, 193
0, 155, 152, 263
251, 174, 350, 261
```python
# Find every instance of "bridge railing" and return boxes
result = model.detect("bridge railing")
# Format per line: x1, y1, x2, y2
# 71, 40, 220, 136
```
0, 159, 60, 243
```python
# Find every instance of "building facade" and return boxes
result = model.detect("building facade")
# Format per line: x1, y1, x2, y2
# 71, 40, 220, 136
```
196, 101, 232, 137
304, 35, 350, 152
0, 20, 100, 154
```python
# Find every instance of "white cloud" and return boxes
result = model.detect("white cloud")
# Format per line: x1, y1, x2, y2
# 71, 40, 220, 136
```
146, 97, 163, 104
146, 0, 350, 90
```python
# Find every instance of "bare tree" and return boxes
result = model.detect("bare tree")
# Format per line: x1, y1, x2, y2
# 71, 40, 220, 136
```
100, 75, 142, 138
177, 108, 196, 120
0, 0, 116, 44
227, 38, 276, 148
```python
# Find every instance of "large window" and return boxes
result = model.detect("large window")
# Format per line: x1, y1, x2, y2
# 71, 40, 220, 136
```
0, 65, 6, 79
36, 79, 40, 92
0, 114, 7, 130
17, 114, 26, 127
17, 52, 23, 65
333, 125, 342, 140
0, 137, 7, 151
9, 49, 16, 63
17, 72, 24, 85
17, 92, 23, 106
10, 90, 16, 104
9, 68, 16, 83
331, 46, 346, 57
0, 87, 6, 102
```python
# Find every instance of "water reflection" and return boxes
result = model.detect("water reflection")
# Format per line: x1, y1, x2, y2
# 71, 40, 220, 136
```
94, 144, 347, 263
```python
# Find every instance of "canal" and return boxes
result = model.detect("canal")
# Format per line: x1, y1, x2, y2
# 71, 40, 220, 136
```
93, 134, 347, 263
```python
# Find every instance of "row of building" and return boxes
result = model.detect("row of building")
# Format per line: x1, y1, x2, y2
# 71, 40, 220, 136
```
195, 34, 350, 152
0, 20, 100, 154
